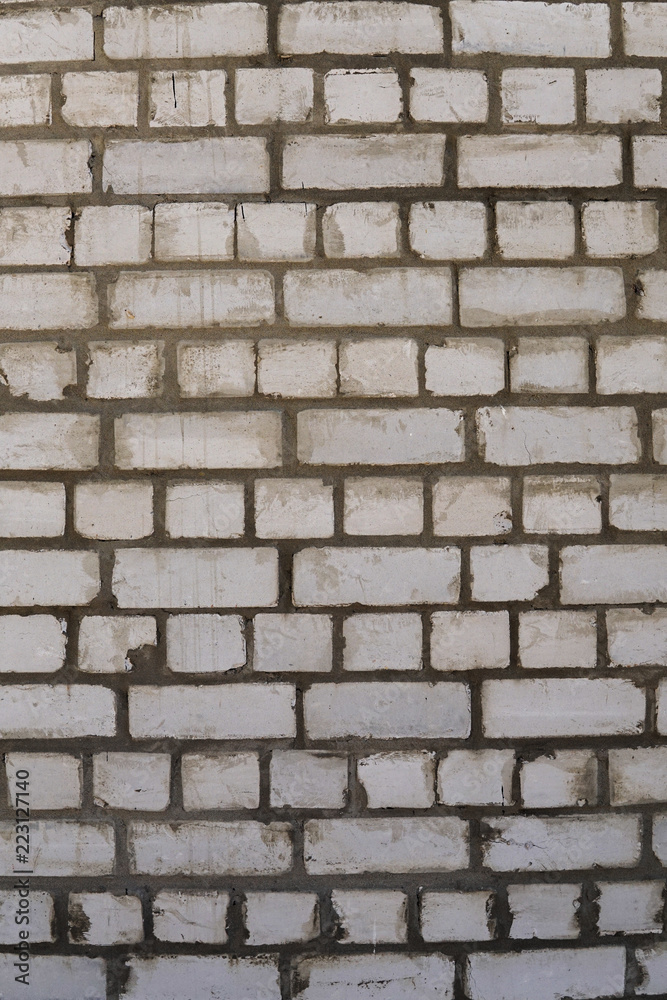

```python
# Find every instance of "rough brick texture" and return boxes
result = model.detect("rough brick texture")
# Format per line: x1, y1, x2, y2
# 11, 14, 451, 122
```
0, 1, 665, 998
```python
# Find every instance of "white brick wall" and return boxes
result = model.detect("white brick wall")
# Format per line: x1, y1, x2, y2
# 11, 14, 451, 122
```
0, 2, 661, 993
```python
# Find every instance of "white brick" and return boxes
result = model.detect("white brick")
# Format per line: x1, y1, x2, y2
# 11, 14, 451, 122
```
0, 414, 98, 470
129, 821, 292, 876
285, 268, 451, 326
507, 884, 580, 940
75, 482, 153, 540
465, 948, 625, 1000
0, 956, 105, 1000
0, 342, 76, 401
322, 202, 400, 258
88, 340, 163, 399
75, 206, 151, 266
460, 267, 625, 326
0, 74, 51, 127
244, 893, 318, 944
331, 890, 407, 944
294, 546, 460, 607
150, 70, 226, 127
258, 340, 337, 397
0, 483, 65, 538
104, 139, 269, 195
278, 2, 443, 54
482, 678, 644, 738
459, 136, 621, 189
69, 893, 143, 945
253, 613, 332, 672
0, 891, 54, 944
654, 410, 667, 463
165, 482, 244, 538
282, 136, 446, 190
477, 406, 640, 465
598, 336, 667, 393
0, 820, 114, 876
421, 892, 493, 942
113, 547, 278, 608
587, 68, 661, 123
182, 753, 259, 810
425, 339, 505, 395
340, 339, 418, 397
238, 203, 316, 261
521, 751, 598, 809
357, 752, 435, 809
324, 69, 401, 123
129, 684, 295, 739
470, 545, 548, 602
653, 816, 667, 867
270, 750, 347, 808
636, 943, 667, 997
623, 2, 667, 56
78, 616, 157, 674
166, 614, 246, 674
104, 4, 267, 58
519, 611, 598, 670
0, 273, 96, 329
304, 818, 467, 875
410, 202, 487, 260
432, 477, 512, 537
0, 208, 69, 266
0, 551, 99, 607
343, 613, 422, 672
0, 141, 91, 197
510, 336, 588, 393
635, 139, 667, 189
255, 479, 334, 539
108, 270, 274, 328
6, 753, 81, 810
597, 882, 663, 935
153, 892, 228, 944
609, 747, 667, 804
410, 68, 488, 123
177, 341, 254, 397
610, 474, 667, 530
431, 611, 510, 671
235, 68, 313, 124
93, 752, 171, 811
0, 10, 93, 63
295, 955, 453, 1000
154, 203, 235, 262
0, 615, 66, 674
298, 409, 464, 465
438, 749, 514, 806
502, 69, 575, 124
523, 476, 601, 534
482, 816, 640, 873
115, 412, 281, 469
584, 201, 659, 258
62, 71, 137, 127
561, 544, 667, 603
607, 608, 667, 668
452, 1, 610, 55
344, 477, 422, 535
496, 201, 575, 260
304, 682, 470, 739
123, 957, 280, 1000
654, 682, 667, 737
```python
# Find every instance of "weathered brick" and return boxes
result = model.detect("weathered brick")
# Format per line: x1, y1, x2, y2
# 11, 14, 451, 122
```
451, 2, 611, 57
104, 4, 267, 59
